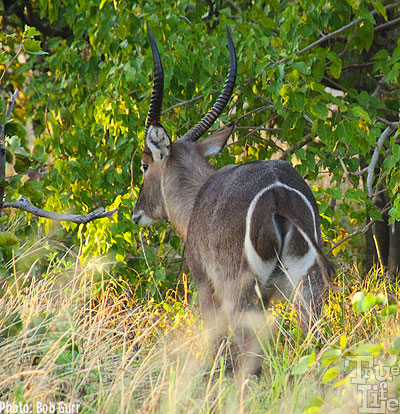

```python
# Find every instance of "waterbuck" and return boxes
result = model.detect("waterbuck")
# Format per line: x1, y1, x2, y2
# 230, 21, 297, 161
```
133, 24, 333, 377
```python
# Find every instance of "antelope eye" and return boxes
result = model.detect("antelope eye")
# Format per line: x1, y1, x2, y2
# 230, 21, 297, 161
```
141, 163, 149, 173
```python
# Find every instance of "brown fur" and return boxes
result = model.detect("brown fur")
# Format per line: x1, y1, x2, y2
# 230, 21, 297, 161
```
133, 129, 333, 378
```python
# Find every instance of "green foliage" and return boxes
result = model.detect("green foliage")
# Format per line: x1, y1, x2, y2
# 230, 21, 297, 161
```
1, 0, 399, 294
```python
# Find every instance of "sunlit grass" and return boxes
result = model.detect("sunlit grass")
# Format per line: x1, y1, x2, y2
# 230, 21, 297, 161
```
0, 243, 399, 413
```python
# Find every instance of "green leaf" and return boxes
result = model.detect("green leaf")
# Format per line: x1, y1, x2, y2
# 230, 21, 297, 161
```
373, 1, 387, 21
307, 397, 323, 408
354, 343, 383, 356
328, 51, 342, 79
292, 62, 311, 75
386, 62, 400, 84
362, 293, 377, 312
24, 26, 41, 37
115, 253, 126, 263
321, 349, 341, 366
326, 187, 343, 200
23, 38, 42, 53
312, 56, 326, 82
381, 305, 398, 318
25, 50, 49, 56
373, 49, 389, 61
155, 268, 166, 282
376, 293, 388, 306
310, 103, 329, 120
336, 122, 354, 144
322, 366, 340, 382
14, 154, 32, 173
0, 232, 19, 246
144, 247, 156, 263
368, 208, 382, 221
352, 291, 366, 313
350, 105, 371, 123
292, 351, 316, 375
357, 20, 374, 51
340, 335, 347, 351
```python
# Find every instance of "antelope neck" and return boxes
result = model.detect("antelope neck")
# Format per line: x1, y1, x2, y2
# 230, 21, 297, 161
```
162, 145, 215, 242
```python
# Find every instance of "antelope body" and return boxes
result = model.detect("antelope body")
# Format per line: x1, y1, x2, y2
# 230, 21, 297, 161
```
133, 24, 333, 377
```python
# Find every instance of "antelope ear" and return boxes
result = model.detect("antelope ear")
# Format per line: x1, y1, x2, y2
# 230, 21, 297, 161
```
197, 125, 234, 157
146, 125, 171, 161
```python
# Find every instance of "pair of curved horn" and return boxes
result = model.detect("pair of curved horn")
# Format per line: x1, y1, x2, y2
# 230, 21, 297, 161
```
145, 23, 237, 142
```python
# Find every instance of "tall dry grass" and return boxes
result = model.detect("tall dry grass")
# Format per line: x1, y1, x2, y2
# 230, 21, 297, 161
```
0, 240, 399, 413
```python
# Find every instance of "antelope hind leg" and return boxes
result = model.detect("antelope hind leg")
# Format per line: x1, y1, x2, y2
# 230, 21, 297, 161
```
223, 275, 270, 378
294, 263, 326, 334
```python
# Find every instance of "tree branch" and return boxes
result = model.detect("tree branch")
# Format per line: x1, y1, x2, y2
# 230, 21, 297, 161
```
233, 104, 273, 123
329, 206, 391, 253
3, 197, 118, 224
366, 126, 393, 198
329, 220, 375, 253
374, 16, 400, 32
234, 126, 283, 133
228, 121, 285, 152
376, 117, 399, 129
280, 133, 312, 160
161, 95, 205, 114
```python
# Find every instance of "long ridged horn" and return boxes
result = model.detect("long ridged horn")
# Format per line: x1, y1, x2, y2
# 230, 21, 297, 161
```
180, 27, 237, 142
144, 23, 164, 139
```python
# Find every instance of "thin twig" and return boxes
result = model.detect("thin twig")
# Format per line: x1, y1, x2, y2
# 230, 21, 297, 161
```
234, 126, 283, 133
233, 104, 272, 124
374, 16, 400, 32
303, 114, 313, 127
254, 95, 274, 105
178, 15, 192, 24
342, 62, 374, 71
228, 123, 267, 145
0, 43, 23, 86
338, 155, 357, 189
228, 123, 285, 152
162, 95, 205, 114
376, 117, 399, 128
329, 206, 391, 252
246, 19, 365, 84
350, 166, 368, 176
280, 133, 312, 160
3, 197, 118, 224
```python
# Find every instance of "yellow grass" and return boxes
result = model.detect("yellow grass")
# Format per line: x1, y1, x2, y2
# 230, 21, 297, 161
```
0, 241, 399, 413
